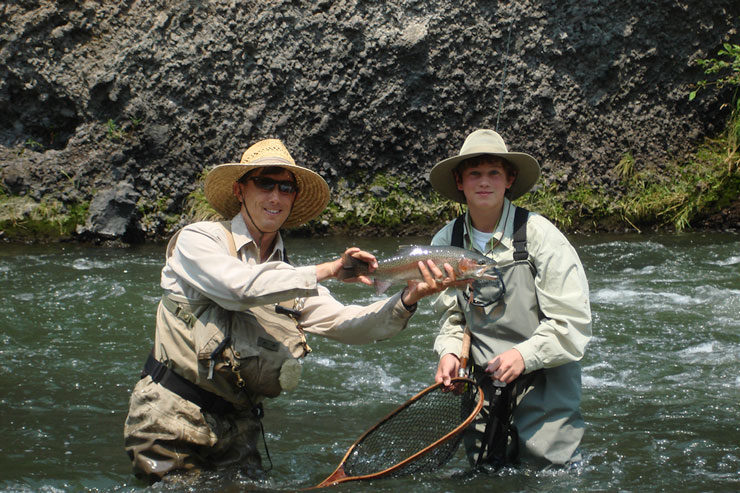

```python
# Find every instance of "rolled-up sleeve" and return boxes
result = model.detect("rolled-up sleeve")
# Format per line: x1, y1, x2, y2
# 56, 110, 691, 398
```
513, 218, 592, 371
301, 287, 414, 344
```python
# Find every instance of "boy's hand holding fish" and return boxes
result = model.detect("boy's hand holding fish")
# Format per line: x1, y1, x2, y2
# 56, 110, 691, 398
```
398, 259, 467, 307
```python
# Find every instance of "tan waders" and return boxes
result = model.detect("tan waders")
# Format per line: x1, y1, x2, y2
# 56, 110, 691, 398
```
124, 375, 262, 482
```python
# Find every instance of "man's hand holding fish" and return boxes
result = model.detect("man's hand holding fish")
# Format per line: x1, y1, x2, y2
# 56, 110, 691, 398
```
317, 247, 379, 284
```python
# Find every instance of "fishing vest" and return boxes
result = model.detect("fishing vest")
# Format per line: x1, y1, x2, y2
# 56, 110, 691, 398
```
152, 222, 310, 407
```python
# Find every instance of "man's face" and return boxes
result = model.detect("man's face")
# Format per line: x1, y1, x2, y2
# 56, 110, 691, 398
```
234, 168, 298, 233
456, 158, 516, 211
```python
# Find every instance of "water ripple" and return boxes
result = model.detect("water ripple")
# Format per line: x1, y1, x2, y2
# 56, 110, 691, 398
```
2, 237, 739, 492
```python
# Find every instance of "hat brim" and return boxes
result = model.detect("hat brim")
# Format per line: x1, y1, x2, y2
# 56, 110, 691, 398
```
429, 151, 540, 203
204, 159, 330, 228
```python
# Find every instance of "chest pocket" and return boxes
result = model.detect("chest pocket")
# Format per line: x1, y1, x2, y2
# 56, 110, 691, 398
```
216, 304, 306, 398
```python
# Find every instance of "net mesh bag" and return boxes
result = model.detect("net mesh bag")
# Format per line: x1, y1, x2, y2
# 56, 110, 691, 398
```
339, 379, 482, 479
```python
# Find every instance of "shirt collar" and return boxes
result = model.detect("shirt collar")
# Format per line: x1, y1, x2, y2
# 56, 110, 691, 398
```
463, 197, 515, 252
230, 213, 287, 262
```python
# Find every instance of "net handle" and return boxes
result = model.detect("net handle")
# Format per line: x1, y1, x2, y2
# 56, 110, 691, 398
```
458, 325, 471, 377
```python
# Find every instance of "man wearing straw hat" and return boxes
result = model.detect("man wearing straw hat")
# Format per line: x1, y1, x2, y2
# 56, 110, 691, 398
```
429, 129, 592, 469
123, 138, 455, 482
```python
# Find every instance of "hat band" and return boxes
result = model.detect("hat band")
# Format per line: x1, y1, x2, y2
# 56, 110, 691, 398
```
461, 145, 508, 156
242, 156, 295, 167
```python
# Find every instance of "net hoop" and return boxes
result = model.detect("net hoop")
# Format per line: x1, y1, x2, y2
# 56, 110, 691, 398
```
314, 377, 484, 488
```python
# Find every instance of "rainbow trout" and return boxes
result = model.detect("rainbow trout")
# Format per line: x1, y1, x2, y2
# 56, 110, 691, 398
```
337, 245, 498, 294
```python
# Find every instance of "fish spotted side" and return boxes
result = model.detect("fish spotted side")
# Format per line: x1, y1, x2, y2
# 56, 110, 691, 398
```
337, 245, 498, 294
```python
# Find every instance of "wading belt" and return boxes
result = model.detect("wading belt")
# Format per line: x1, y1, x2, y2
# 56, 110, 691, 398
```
142, 353, 236, 415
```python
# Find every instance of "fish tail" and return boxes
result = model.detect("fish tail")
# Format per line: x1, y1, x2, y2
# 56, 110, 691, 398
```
374, 279, 393, 294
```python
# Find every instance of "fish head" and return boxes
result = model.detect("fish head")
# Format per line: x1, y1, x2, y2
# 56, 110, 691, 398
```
458, 256, 497, 280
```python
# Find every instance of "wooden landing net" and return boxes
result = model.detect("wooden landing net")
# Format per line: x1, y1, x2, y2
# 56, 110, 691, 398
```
315, 377, 484, 488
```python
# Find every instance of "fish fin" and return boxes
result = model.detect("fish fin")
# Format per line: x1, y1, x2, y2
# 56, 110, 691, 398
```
480, 273, 500, 281
396, 245, 426, 256
374, 279, 393, 295
336, 255, 370, 281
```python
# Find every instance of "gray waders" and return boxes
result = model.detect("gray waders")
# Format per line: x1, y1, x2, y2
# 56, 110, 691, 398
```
451, 207, 584, 469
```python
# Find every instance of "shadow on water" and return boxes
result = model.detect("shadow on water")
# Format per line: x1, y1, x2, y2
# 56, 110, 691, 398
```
1, 232, 739, 492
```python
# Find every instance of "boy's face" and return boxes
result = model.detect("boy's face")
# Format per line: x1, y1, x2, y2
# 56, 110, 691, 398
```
455, 157, 516, 212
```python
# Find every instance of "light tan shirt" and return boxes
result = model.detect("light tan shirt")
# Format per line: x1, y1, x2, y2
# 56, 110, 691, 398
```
431, 199, 592, 371
161, 214, 414, 345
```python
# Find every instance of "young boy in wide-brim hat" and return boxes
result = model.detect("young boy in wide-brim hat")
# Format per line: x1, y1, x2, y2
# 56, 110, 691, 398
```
429, 129, 593, 469
123, 138, 456, 482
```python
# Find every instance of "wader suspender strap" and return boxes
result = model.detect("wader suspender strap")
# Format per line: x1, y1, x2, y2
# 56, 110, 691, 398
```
512, 207, 529, 261
217, 221, 275, 470
451, 213, 466, 248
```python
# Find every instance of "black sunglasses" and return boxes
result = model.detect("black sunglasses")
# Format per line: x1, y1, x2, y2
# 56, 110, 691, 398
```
247, 176, 298, 195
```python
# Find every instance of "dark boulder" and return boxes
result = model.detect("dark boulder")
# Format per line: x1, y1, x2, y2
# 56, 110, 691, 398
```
77, 182, 140, 242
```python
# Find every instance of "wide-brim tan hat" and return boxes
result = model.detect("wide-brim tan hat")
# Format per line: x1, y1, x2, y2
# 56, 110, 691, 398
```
429, 129, 540, 202
204, 139, 330, 228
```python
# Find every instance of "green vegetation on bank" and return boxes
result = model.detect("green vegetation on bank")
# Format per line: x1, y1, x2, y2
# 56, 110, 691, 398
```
516, 42, 739, 232
0, 190, 88, 240
517, 115, 739, 232
314, 174, 463, 234
137, 195, 182, 235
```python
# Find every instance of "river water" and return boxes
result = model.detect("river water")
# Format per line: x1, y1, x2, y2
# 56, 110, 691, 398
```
1, 232, 739, 492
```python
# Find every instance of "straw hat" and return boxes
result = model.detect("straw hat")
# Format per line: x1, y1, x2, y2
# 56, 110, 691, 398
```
429, 129, 540, 202
204, 139, 330, 228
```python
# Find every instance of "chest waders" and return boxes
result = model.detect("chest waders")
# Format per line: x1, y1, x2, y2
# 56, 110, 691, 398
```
451, 206, 541, 469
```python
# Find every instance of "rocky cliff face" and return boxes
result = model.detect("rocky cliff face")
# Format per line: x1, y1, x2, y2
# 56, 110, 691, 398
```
1, 0, 738, 241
